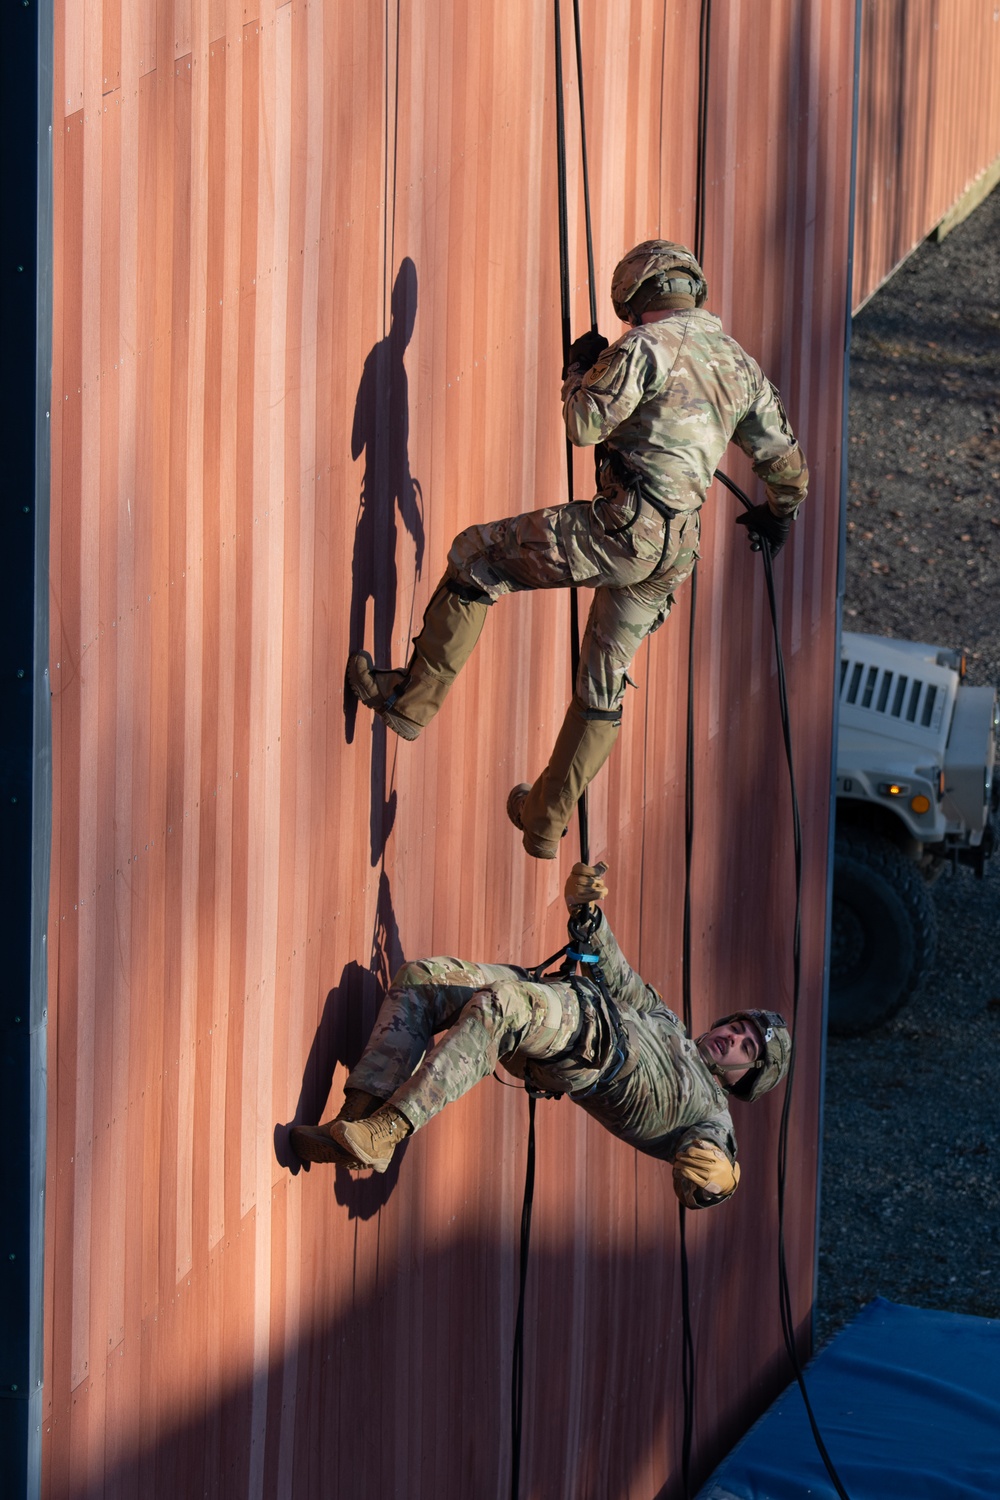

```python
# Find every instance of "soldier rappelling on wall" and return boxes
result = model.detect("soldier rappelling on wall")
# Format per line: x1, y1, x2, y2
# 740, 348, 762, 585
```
291, 862, 790, 1195
347, 241, 809, 857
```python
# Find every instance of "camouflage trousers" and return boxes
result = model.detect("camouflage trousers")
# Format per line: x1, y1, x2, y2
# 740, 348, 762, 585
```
448, 491, 700, 711
345, 957, 583, 1131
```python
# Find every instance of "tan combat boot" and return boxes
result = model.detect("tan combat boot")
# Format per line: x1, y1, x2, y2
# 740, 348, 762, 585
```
508, 698, 622, 858
347, 654, 422, 740
288, 1089, 385, 1166
289, 1123, 361, 1166
347, 579, 489, 739
338, 1088, 385, 1122
331, 1104, 412, 1173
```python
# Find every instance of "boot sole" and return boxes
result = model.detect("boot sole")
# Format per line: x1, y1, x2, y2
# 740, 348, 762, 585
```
290, 1124, 364, 1168
505, 782, 531, 830
347, 652, 422, 742
506, 782, 563, 859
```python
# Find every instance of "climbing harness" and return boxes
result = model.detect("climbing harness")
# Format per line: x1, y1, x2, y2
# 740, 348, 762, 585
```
524, 904, 631, 1099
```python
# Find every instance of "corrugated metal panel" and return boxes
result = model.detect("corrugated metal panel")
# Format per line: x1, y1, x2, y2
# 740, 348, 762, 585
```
853, 0, 1000, 308
44, 2, 850, 1495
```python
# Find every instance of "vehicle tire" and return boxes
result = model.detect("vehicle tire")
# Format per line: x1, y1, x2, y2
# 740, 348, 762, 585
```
829, 830, 937, 1035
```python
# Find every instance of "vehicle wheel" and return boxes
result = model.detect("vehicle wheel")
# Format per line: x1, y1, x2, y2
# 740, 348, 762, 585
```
829, 830, 937, 1035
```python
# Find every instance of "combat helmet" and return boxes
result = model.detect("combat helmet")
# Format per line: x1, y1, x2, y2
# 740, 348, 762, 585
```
705, 1009, 790, 1103
611, 240, 708, 322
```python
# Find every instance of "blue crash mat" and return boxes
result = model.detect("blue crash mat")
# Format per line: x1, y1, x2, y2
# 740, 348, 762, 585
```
696, 1298, 1000, 1500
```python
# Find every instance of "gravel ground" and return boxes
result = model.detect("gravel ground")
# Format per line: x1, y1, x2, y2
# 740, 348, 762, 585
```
815, 185, 1000, 1347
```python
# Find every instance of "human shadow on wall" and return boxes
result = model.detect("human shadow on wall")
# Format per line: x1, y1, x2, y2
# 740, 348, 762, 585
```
343, 257, 425, 867
275, 869, 407, 1218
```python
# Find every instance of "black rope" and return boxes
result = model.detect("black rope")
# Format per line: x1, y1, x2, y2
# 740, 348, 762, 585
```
677, 1202, 696, 1497
694, 0, 713, 265
554, 0, 590, 865
554, 0, 573, 408
684, 7, 850, 1490
571, 0, 598, 332
715, 471, 853, 1500
510, 10, 594, 1495
677, 4, 713, 1486
678, 559, 698, 1497
509, 1093, 536, 1500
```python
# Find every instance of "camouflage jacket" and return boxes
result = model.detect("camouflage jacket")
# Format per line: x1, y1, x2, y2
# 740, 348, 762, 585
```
562, 309, 808, 518
501, 912, 738, 1208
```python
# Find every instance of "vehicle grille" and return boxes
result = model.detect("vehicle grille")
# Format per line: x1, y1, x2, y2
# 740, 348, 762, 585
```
839, 654, 944, 731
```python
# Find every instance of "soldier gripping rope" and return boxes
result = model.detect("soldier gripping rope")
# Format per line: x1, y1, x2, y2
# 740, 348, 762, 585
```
347, 241, 809, 858
291, 863, 790, 1203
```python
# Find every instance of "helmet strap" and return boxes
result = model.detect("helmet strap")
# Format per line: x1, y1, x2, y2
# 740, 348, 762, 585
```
642, 292, 697, 311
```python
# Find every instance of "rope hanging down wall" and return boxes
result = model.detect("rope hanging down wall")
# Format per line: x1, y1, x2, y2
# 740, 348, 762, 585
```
677, 0, 714, 1485
679, 475, 856, 1489
509, 7, 594, 1497
515, 4, 854, 1497
684, 6, 852, 1492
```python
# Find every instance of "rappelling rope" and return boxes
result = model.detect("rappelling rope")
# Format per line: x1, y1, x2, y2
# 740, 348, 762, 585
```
553, 0, 592, 866
676, 2, 713, 1486
714, 470, 852, 1500
684, 3, 851, 1490
510, 9, 593, 1496
520, 4, 852, 1497
509, 1089, 535, 1500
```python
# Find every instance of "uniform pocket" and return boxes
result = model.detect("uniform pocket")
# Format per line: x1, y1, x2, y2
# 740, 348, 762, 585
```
593, 487, 641, 536
655, 510, 701, 590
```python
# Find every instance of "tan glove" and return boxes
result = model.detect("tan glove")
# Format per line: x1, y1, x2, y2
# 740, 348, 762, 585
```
564, 860, 609, 911
672, 1141, 740, 1208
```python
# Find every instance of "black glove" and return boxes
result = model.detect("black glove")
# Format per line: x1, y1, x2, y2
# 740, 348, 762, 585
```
564, 328, 609, 376
734, 503, 792, 557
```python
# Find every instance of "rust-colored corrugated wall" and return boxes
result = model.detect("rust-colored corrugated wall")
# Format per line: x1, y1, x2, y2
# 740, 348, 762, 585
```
853, 0, 1000, 308
45, 2, 852, 1496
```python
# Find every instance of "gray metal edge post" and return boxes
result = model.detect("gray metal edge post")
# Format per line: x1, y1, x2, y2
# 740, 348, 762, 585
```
29, 2, 55, 1494
812, 0, 863, 1349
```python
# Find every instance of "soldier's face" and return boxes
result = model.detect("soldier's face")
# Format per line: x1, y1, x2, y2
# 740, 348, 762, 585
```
697, 1018, 761, 1086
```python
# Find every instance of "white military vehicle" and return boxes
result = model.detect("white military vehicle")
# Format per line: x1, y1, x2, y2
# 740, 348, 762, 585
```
831, 631, 998, 1033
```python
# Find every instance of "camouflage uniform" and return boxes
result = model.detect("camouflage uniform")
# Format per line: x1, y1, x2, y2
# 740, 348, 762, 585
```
447, 307, 808, 716
349, 303, 810, 853
346, 910, 738, 1208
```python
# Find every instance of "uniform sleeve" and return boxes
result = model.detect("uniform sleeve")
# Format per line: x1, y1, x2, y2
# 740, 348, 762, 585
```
732, 369, 809, 518
588, 909, 664, 1014
562, 337, 654, 448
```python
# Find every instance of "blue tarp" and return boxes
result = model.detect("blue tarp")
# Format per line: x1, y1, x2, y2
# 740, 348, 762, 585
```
696, 1298, 1000, 1499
